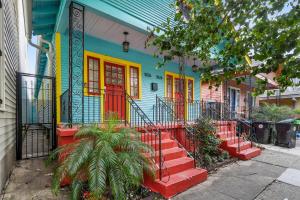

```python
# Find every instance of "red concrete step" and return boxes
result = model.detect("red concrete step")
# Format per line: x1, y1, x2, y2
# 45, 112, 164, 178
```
221, 136, 244, 146
217, 131, 236, 139
141, 131, 170, 142
226, 141, 252, 152
154, 147, 186, 163
146, 139, 178, 150
237, 147, 261, 160
144, 168, 207, 198
157, 157, 195, 178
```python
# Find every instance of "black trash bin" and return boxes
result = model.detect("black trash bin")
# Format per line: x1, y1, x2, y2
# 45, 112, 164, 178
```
275, 119, 298, 148
252, 122, 273, 144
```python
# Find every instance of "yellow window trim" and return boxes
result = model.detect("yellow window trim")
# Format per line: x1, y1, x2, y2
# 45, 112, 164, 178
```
84, 50, 142, 99
164, 71, 195, 120
55, 33, 62, 123
164, 71, 194, 99
84, 50, 142, 123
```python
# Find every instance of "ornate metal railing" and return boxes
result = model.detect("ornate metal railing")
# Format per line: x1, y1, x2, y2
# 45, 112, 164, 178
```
154, 96, 196, 167
60, 88, 164, 180
202, 101, 254, 153
162, 97, 201, 122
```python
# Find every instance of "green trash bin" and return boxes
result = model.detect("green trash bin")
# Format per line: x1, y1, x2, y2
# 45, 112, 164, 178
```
253, 122, 274, 144
275, 119, 298, 148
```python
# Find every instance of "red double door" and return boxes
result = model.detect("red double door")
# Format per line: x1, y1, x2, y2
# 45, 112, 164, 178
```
104, 62, 125, 120
174, 78, 185, 120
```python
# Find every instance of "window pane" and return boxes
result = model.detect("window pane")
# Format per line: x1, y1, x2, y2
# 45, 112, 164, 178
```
89, 59, 94, 69
89, 70, 93, 81
93, 72, 98, 81
93, 60, 99, 70
130, 67, 139, 98
106, 77, 111, 84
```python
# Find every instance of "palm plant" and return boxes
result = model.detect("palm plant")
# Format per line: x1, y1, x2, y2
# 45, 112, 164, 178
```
49, 114, 155, 200
251, 103, 294, 122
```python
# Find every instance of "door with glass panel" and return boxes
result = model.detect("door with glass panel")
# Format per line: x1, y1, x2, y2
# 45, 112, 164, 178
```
104, 62, 125, 120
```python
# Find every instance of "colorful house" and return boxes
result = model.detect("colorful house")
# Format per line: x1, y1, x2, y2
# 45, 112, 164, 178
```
201, 73, 278, 119
22, 0, 263, 198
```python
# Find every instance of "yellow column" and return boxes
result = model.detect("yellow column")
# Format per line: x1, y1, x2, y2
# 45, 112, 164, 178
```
55, 33, 62, 123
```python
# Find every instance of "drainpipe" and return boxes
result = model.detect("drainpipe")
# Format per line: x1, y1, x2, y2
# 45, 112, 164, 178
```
23, 0, 54, 76
40, 37, 54, 75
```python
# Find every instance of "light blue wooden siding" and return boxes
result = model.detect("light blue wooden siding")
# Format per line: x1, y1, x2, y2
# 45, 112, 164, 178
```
61, 32, 69, 93
85, 35, 201, 119
60, 33, 201, 122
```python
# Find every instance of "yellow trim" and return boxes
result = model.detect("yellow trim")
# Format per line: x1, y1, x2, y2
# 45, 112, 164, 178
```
164, 71, 194, 120
84, 50, 142, 122
55, 33, 62, 123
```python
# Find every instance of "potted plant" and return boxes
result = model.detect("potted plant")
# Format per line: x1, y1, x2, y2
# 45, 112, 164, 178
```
49, 113, 155, 199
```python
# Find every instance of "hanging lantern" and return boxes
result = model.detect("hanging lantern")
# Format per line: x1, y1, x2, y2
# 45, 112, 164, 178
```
192, 58, 199, 72
122, 31, 129, 52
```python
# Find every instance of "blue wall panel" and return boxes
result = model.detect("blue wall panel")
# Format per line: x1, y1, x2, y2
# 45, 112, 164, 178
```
60, 33, 201, 122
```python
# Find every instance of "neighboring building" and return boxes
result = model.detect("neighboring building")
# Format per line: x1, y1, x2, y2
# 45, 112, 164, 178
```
201, 73, 278, 119
0, 0, 26, 191
259, 80, 300, 109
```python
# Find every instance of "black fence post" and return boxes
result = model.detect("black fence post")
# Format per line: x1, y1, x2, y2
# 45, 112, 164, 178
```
16, 72, 22, 160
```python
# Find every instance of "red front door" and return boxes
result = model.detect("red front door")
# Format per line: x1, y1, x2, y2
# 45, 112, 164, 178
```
104, 62, 125, 120
174, 78, 185, 120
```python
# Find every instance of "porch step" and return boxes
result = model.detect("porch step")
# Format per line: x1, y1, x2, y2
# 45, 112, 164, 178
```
143, 131, 207, 198
154, 147, 186, 162
157, 157, 195, 178
146, 139, 178, 150
224, 141, 252, 153
221, 137, 244, 146
141, 131, 170, 142
237, 147, 261, 160
217, 127, 261, 161
217, 131, 236, 139
144, 168, 207, 199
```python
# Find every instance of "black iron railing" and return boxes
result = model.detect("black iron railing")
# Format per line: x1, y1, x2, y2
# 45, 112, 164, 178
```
60, 88, 164, 180
154, 96, 197, 167
201, 100, 254, 153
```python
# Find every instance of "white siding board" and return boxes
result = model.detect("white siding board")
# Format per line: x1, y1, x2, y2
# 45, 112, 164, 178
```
0, 0, 19, 191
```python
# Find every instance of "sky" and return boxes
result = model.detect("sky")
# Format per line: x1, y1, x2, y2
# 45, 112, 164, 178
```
26, 35, 38, 74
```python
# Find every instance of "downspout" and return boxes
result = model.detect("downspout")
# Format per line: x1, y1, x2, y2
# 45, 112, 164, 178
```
23, 0, 54, 76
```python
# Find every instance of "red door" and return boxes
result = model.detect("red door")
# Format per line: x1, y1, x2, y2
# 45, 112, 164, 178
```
104, 62, 125, 120
174, 78, 185, 120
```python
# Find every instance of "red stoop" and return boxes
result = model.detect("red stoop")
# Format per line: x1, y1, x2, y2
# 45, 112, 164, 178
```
143, 132, 208, 198
216, 122, 261, 160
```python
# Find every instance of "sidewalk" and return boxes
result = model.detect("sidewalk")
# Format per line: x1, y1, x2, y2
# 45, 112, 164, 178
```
0, 158, 69, 200
259, 140, 300, 156
174, 149, 300, 200
1, 149, 300, 200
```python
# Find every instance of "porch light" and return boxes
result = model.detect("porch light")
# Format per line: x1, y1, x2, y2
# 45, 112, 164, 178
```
192, 58, 199, 72
122, 31, 129, 52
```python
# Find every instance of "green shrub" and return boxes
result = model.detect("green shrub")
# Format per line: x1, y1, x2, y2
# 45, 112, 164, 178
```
251, 103, 294, 122
49, 113, 155, 200
192, 117, 228, 167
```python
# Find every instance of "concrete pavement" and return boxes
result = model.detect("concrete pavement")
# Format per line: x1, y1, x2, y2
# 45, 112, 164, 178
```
1, 149, 300, 200
174, 149, 300, 200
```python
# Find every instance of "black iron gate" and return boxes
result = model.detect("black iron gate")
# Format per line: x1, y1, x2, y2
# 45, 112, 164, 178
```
16, 72, 56, 160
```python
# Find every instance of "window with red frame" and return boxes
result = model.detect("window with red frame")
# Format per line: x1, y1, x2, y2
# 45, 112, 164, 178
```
87, 56, 100, 95
130, 67, 139, 98
166, 75, 173, 98
188, 79, 193, 100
